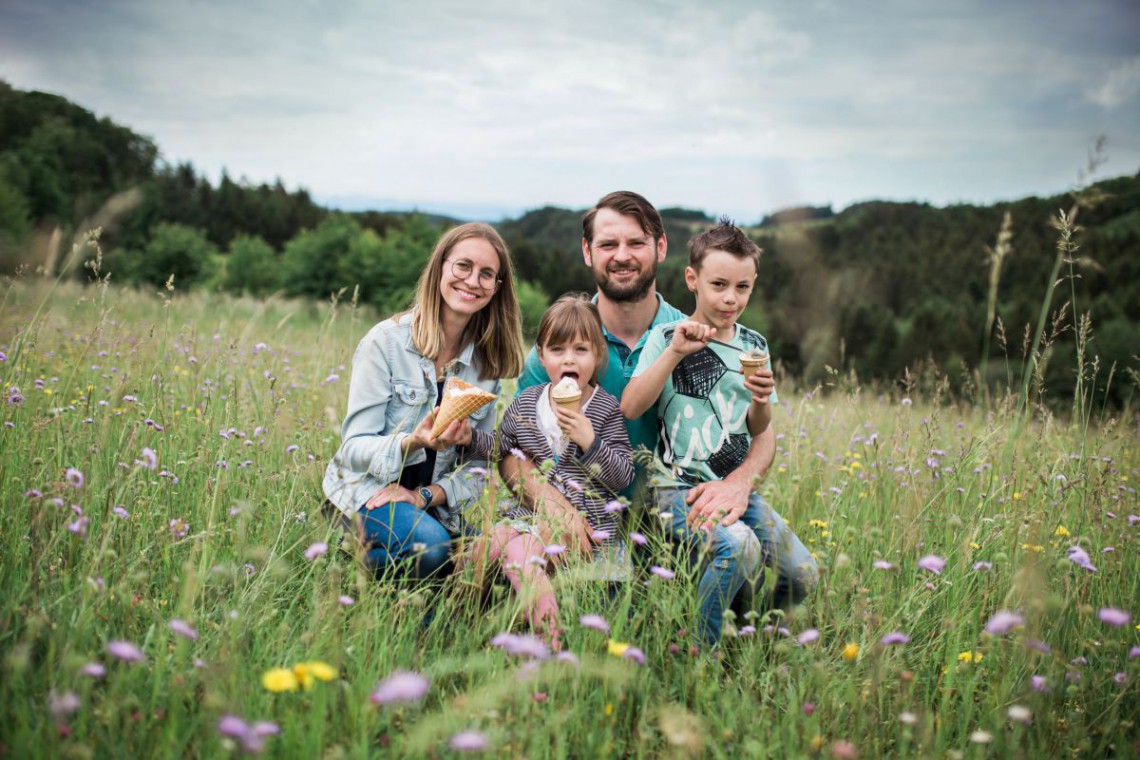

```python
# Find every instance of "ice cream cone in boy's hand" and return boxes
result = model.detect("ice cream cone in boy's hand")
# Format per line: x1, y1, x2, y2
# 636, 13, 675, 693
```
431, 377, 496, 437
739, 349, 769, 376
551, 377, 582, 430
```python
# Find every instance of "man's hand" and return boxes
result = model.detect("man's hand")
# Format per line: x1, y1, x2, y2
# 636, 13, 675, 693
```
685, 477, 752, 531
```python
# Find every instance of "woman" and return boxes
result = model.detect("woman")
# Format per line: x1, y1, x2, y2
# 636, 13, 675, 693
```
323, 222, 525, 578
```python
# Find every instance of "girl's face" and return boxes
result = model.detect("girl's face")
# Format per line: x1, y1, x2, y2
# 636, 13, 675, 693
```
439, 237, 501, 321
684, 250, 757, 337
539, 333, 599, 389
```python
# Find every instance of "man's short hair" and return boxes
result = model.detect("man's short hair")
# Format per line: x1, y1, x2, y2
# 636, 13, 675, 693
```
582, 191, 664, 246
688, 217, 762, 271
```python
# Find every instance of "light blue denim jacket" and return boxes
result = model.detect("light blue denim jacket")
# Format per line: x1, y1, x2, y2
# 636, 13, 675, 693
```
322, 311, 499, 535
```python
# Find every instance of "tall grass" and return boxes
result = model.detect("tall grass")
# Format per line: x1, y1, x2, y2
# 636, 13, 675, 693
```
1, 275, 1136, 759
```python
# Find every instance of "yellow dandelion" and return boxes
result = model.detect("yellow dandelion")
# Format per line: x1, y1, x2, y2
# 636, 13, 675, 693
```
1053, 526, 1070, 537
297, 661, 337, 682
605, 703, 615, 716
850, 460, 863, 470
607, 640, 630, 658
1020, 543, 1044, 553
970, 542, 981, 550
957, 650, 984, 664
842, 643, 860, 661
809, 519, 828, 529
262, 667, 299, 692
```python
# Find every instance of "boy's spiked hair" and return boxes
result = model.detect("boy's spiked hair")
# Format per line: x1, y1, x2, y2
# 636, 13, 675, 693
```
688, 216, 762, 271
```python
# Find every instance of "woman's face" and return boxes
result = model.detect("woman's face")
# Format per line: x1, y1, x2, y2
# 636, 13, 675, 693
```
439, 237, 502, 321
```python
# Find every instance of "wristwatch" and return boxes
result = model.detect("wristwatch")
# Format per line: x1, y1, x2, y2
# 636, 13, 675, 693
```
417, 486, 434, 509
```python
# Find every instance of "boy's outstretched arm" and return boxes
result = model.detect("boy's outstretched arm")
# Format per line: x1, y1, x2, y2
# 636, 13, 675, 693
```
685, 424, 777, 531
622, 320, 714, 419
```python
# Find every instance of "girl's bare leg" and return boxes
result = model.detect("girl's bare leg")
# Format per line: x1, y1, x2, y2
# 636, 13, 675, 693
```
500, 531, 561, 651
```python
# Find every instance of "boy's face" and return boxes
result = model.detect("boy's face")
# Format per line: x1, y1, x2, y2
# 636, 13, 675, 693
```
684, 250, 757, 335
539, 334, 599, 389
583, 208, 666, 303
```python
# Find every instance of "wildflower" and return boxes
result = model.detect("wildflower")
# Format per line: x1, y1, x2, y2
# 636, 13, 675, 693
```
1066, 546, 1098, 573
68, 516, 89, 537
169, 619, 198, 640
591, 529, 611, 541
1130, 646, 1140, 658
112, 505, 129, 518
623, 646, 647, 665
972, 560, 992, 572
970, 730, 993, 744
24, 488, 42, 499
579, 614, 610, 633
650, 566, 676, 580
338, 595, 354, 606
1006, 705, 1032, 724
630, 532, 648, 546
242, 563, 256, 576
80, 662, 106, 678
217, 715, 280, 754
957, 650, 984, 664
449, 730, 489, 752
48, 690, 80, 720
917, 554, 945, 574
543, 544, 566, 556
829, 740, 859, 759
169, 518, 189, 539
489, 632, 549, 660
901, 397, 912, 406
106, 640, 145, 663
1053, 525, 1070, 537
603, 500, 625, 513
842, 643, 860, 661
261, 668, 299, 693
509, 448, 527, 461
65, 468, 85, 488
1097, 607, 1131, 627
802, 701, 816, 716
1114, 672, 1128, 686
1030, 675, 1050, 693
797, 629, 820, 645
983, 610, 1025, 636
880, 632, 910, 646
304, 542, 328, 561
607, 640, 631, 658
872, 560, 895, 571
1025, 639, 1051, 653
898, 711, 917, 725
555, 651, 580, 667
285, 444, 299, 453
137, 447, 158, 470
369, 670, 429, 705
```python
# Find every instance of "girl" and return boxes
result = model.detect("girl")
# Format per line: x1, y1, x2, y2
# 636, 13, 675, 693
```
323, 222, 525, 581
473, 294, 635, 649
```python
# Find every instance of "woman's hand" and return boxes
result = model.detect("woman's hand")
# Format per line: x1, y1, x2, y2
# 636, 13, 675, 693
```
410, 408, 474, 451
366, 483, 418, 509
554, 405, 595, 451
669, 320, 715, 357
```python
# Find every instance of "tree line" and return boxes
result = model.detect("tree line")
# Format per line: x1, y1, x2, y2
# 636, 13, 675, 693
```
2, 80, 1137, 406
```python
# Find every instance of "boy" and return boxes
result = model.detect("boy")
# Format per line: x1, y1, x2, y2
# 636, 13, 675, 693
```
621, 219, 818, 645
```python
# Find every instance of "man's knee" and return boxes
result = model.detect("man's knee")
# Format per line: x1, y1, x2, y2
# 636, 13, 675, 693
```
714, 522, 762, 575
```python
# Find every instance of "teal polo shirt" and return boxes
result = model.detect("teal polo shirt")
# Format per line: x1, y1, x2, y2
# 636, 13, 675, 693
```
518, 293, 687, 462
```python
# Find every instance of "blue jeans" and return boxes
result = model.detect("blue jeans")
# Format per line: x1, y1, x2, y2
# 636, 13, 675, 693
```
356, 501, 453, 579
658, 487, 819, 644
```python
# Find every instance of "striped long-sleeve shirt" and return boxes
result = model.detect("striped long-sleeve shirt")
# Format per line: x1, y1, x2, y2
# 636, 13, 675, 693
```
488, 384, 635, 546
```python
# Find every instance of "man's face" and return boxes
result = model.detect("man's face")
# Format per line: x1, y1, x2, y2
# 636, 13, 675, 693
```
583, 208, 665, 303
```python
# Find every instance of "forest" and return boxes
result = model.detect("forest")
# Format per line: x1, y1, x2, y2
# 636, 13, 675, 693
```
2, 79, 1137, 405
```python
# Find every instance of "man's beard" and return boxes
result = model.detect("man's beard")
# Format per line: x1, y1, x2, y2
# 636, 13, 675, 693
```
594, 258, 658, 303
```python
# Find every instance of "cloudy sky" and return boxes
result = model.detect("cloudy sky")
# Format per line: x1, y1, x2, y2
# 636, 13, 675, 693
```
2, 0, 1138, 221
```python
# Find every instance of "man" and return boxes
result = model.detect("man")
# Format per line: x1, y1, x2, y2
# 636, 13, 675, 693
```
500, 191, 811, 615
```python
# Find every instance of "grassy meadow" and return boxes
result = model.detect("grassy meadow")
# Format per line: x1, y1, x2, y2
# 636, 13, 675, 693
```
0, 276, 1137, 759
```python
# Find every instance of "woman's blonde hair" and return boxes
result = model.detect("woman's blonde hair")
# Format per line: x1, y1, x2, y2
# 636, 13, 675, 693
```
535, 293, 608, 384
409, 222, 524, 380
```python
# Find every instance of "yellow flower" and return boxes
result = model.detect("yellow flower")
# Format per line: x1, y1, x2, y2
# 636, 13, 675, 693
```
809, 519, 828, 529
262, 668, 299, 692
1020, 543, 1044, 553
850, 460, 863, 470
604, 703, 614, 716
607, 640, 630, 658
297, 660, 337, 682
842, 643, 860, 661
957, 650, 984, 664
1053, 526, 1070, 537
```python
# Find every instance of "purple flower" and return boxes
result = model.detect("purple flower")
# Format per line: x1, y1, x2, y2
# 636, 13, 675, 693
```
739, 625, 756, 636
1066, 546, 1098, 573
623, 646, 647, 665
984, 610, 1025, 636
603, 500, 625, 513
1030, 675, 1049, 693
630, 532, 647, 547
217, 715, 280, 754
555, 651, 580, 667
880, 632, 910, 646
591, 529, 611, 541
1097, 607, 1131, 627
169, 518, 189, 539
917, 554, 945, 574
65, 467, 85, 488
170, 619, 198, 640
650, 566, 676, 580
449, 730, 489, 752
1114, 672, 1129, 686
579, 614, 610, 633
137, 447, 158, 470
972, 561, 992, 572
873, 560, 896, 571
285, 445, 299, 454
24, 488, 42, 499
48, 690, 80, 720
304, 542, 328, 561
80, 662, 106, 678
1130, 646, 1140, 658
68, 516, 89, 537
370, 671, 430, 705
489, 632, 549, 660
802, 701, 816, 717
797, 628, 820, 645
338, 595, 354, 606
1025, 639, 1052, 654
106, 640, 145, 663
509, 448, 527, 462
543, 544, 566, 556
112, 505, 129, 518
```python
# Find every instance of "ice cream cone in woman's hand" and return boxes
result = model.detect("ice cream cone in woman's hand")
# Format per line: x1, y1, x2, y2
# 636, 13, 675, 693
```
431, 377, 496, 437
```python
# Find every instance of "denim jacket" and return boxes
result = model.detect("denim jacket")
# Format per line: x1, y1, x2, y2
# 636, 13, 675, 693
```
322, 311, 499, 535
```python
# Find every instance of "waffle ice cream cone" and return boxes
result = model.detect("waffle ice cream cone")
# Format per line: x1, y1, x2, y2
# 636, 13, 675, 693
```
431, 377, 497, 437
550, 378, 582, 431
739, 349, 769, 376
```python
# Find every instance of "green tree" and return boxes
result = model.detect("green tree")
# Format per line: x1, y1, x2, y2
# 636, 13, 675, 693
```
121, 222, 217, 289
223, 235, 280, 296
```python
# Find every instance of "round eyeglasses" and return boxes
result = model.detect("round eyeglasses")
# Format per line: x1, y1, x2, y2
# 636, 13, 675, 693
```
447, 258, 502, 289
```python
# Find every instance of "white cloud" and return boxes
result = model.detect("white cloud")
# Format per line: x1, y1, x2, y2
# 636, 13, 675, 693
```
1087, 57, 1140, 107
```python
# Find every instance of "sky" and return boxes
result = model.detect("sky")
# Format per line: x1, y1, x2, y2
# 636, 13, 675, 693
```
2, 0, 1138, 222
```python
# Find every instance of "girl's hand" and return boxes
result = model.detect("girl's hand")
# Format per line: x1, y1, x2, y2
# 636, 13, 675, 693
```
366, 483, 418, 509
669, 320, 715, 357
554, 405, 595, 451
743, 365, 775, 405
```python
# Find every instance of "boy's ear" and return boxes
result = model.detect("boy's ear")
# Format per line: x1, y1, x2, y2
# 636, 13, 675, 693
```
684, 265, 697, 292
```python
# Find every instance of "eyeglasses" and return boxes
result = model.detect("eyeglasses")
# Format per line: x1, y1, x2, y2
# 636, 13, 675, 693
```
446, 258, 502, 289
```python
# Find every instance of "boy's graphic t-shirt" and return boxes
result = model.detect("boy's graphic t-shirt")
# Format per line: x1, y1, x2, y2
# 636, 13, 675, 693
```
632, 321, 777, 487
